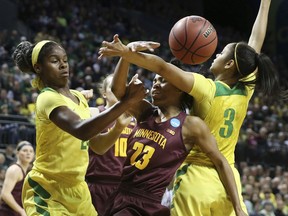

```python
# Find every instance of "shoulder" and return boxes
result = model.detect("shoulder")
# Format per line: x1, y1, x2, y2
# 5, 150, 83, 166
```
37, 88, 62, 103
5, 164, 23, 179
183, 115, 209, 135
184, 115, 204, 127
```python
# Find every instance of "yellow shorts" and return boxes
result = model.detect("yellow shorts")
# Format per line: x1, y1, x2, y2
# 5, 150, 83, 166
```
171, 163, 247, 216
22, 170, 97, 216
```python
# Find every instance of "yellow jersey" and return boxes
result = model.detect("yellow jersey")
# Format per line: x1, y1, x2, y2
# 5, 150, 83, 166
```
187, 73, 254, 166
33, 88, 91, 185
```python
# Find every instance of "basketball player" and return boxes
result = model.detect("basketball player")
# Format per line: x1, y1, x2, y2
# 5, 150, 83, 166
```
0, 141, 34, 216
98, 1, 285, 215
102, 58, 247, 216
85, 74, 136, 216
12, 40, 146, 215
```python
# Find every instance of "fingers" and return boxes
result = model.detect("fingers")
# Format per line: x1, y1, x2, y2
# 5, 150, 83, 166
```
127, 41, 161, 52
113, 34, 119, 42
130, 74, 140, 84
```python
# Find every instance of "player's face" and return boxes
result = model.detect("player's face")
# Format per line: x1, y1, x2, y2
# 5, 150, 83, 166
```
151, 75, 182, 107
39, 45, 69, 88
17, 145, 35, 164
210, 43, 234, 76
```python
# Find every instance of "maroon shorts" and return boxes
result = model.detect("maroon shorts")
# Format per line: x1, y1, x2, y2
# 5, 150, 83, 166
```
87, 181, 119, 216
103, 185, 170, 216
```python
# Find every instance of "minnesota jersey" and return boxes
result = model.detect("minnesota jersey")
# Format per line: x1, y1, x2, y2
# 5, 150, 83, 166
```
121, 109, 188, 199
33, 88, 91, 185
86, 106, 136, 182
187, 73, 254, 165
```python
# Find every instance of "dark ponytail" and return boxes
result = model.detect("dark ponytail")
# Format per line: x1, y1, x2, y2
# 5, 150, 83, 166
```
234, 42, 288, 100
256, 53, 288, 99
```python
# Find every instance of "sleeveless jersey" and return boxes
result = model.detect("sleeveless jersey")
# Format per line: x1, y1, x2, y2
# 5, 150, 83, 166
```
121, 109, 188, 199
0, 164, 26, 215
187, 73, 254, 166
32, 88, 91, 185
85, 106, 136, 182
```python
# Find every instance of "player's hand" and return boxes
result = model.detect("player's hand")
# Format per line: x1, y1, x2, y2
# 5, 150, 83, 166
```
115, 113, 132, 129
127, 41, 160, 52
81, 89, 93, 100
99, 34, 126, 59
122, 74, 148, 105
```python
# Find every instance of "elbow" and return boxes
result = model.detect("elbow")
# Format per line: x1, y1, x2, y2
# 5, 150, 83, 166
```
89, 145, 108, 155
213, 159, 227, 171
1, 193, 8, 202
93, 149, 107, 155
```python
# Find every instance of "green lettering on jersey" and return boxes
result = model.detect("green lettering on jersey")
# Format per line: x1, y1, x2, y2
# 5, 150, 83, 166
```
219, 108, 235, 138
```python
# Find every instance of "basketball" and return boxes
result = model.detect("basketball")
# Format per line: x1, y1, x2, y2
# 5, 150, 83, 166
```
168, 15, 218, 65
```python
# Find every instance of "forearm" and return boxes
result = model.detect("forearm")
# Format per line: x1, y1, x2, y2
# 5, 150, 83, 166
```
122, 50, 166, 76
89, 123, 125, 155
216, 163, 243, 212
72, 100, 132, 140
111, 58, 130, 99
2, 193, 24, 214
248, 0, 271, 53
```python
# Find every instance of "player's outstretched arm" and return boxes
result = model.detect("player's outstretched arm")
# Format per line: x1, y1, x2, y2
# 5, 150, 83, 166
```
248, 0, 271, 53
99, 34, 195, 94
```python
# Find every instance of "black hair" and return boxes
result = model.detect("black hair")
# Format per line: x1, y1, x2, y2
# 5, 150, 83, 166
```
169, 58, 194, 111
231, 42, 287, 100
12, 41, 59, 74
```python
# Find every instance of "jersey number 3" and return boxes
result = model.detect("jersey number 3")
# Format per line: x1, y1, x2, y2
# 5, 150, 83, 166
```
219, 108, 235, 138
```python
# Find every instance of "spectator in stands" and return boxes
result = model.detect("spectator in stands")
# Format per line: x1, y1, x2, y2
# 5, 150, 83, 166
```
3, 144, 16, 168
259, 201, 275, 216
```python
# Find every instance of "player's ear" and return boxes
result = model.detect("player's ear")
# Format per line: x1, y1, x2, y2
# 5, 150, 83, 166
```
34, 64, 41, 74
102, 92, 107, 99
224, 59, 235, 70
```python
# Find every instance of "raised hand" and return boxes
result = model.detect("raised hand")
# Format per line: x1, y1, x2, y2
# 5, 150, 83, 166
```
122, 74, 147, 105
115, 113, 132, 129
98, 34, 127, 59
81, 89, 93, 100
99, 34, 160, 59
127, 41, 160, 52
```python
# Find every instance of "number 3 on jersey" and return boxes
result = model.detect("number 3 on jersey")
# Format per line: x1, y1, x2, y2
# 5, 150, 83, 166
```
130, 142, 155, 170
219, 108, 235, 138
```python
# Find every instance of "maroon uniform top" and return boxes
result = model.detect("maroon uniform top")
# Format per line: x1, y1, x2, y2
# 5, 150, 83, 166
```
0, 164, 25, 216
120, 108, 189, 199
85, 106, 136, 183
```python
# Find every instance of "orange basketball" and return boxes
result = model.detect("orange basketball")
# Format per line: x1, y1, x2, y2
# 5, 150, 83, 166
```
169, 15, 218, 65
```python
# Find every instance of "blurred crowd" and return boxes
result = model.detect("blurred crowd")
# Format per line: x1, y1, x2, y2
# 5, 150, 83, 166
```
0, 1, 288, 215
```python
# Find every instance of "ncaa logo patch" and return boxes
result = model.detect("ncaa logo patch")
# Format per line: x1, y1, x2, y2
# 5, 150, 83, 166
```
170, 118, 180, 128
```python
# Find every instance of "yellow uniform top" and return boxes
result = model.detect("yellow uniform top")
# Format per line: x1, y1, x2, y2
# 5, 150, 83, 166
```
186, 73, 254, 166
33, 88, 91, 185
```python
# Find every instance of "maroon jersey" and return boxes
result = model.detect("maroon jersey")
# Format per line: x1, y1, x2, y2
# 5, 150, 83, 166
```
85, 106, 136, 182
0, 164, 26, 216
121, 108, 189, 199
